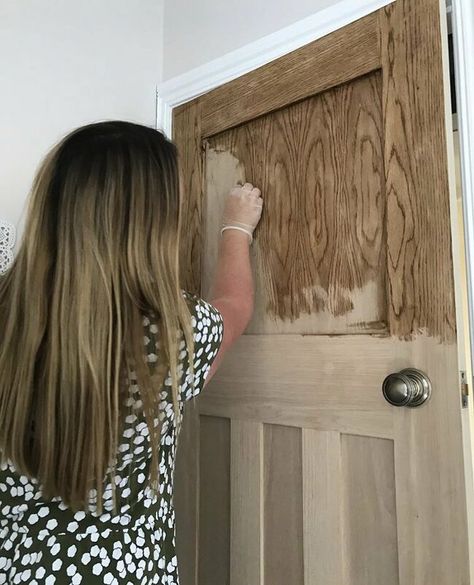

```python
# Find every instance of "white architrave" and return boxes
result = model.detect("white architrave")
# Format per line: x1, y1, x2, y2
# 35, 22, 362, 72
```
155, 0, 394, 138
452, 0, 474, 380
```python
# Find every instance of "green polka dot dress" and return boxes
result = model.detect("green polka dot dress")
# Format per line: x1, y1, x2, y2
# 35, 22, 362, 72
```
0, 293, 224, 584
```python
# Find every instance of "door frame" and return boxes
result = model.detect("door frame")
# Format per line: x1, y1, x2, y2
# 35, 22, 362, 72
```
450, 0, 474, 579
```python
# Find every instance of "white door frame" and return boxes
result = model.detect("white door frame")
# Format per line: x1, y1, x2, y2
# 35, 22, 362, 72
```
452, 0, 474, 385
450, 0, 474, 579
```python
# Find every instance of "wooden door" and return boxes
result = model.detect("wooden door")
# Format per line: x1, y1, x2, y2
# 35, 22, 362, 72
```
172, 0, 471, 583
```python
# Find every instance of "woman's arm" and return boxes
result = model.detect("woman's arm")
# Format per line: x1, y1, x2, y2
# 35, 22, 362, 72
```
204, 182, 263, 385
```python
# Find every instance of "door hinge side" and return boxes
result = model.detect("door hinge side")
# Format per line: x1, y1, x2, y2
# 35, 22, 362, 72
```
461, 370, 469, 408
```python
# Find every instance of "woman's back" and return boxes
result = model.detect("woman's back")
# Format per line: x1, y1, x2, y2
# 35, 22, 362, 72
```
0, 120, 262, 584
0, 294, 224, 585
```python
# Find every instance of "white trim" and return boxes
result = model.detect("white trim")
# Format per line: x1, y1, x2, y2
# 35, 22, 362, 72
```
155, 0, 394, 137
451, 0, 474, 578
452, 0, 474, 376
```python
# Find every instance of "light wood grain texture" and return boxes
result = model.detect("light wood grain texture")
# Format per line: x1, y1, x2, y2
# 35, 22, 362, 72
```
230, 420, 263, 585
199, 416, 230, 585
204, 72, 386, 334
173, 401, 199, 585
342, 435, 399, 585
264, 425, 304, 585
302, 430, 343, 585
200, 12, 380, 138
392, 341, 469, 584
200, 334, 409, 417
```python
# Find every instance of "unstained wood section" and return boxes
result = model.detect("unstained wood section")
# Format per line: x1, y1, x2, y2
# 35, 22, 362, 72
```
200, 12, 380, 138
230, 420, 263, 585
341, 434, 399, 585
173, 401, 199, 585
204, 72, 386, 335
302, 430, 343, 585
199, 416, 230, 585
200, 333, 407, 436
263, 424, 304, 585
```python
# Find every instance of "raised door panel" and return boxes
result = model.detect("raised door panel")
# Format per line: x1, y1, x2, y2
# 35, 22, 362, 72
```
203, 72, 386, 335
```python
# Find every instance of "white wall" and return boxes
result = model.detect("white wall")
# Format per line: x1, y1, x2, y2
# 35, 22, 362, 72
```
162, 0, 337, 80
0, 0, 164, 239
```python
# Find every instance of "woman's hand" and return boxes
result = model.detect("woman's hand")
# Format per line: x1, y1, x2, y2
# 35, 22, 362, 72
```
221, 182, 263, 243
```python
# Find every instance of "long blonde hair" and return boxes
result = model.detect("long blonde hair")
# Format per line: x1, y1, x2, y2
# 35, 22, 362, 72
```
0, 120, 194, 513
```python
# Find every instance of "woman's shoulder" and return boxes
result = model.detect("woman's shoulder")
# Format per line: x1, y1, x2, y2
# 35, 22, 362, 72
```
181, 290, 223, 325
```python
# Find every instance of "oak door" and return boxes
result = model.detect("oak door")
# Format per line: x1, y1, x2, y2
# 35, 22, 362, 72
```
172, 0, 470, 583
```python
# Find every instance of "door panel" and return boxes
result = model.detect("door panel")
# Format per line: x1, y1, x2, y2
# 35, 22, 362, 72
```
198, 416, 230, 585
172, 1, 470, 583
264, 424, 304, 585
203, 71, 386, 335
341, 434, 398, 585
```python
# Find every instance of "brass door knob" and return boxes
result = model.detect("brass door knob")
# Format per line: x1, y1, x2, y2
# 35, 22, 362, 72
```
382, 368, 432, 407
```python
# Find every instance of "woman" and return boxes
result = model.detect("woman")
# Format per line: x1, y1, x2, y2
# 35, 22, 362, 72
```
0, 120, 263, 584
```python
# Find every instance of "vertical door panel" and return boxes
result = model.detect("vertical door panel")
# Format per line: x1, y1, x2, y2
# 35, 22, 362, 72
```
203, 72, 386, 335
263, 425, 304, 585
199, 416, 230, 585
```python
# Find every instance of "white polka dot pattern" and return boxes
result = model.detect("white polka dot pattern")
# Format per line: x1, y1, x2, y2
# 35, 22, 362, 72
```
0, 293, 224, 584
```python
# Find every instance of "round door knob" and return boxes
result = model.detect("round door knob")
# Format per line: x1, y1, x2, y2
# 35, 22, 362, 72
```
382, 368, 432, 407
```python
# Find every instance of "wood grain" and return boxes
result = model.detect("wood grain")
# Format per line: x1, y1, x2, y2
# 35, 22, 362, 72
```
302, 430, 343, 585
173, 99, 203, 294
392, 339, 469, 584
341, 435, 399, 585
173, 401, 199, 585
172, 101, 204, 585
263, 424, 304, 585
230, 420, 263, 585
172, 0, 470, 582
200, 12, 381, 138
201, 334, 408, 414
380, 0, 456, 341
199, 416, 230, 585
205, 72, 386, 334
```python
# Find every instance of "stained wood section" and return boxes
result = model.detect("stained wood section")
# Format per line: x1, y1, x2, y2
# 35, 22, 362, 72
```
302, 430, 343, 585
204, 72, 386, 334
341, 435, 399, 585
199, 416, 230, 585
173, 99, 203, 294
230, 420, 263, 585
263, 425, 304, 585
200, 12, 380, 138
380, 1, 456, 340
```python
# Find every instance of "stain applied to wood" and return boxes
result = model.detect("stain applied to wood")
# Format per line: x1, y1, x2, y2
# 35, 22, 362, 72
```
205, 72, 386, 330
